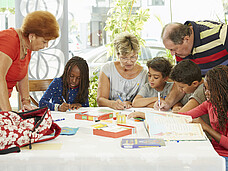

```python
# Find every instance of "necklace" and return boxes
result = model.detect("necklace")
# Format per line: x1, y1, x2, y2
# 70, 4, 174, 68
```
22, 43, 27, 58
17, 29, 28, 59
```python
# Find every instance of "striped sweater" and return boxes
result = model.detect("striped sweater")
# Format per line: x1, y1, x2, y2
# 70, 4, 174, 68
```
176, 20, 228, 76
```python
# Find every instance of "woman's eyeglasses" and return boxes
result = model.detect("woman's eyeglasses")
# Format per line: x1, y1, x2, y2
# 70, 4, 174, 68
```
120, 55, 138, 62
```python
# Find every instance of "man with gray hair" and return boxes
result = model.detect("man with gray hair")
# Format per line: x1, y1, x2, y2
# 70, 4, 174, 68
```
162, 20, 228, 76
154, 20, 228, 111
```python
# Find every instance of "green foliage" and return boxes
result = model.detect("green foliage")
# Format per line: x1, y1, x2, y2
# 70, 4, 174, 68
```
88, 0, 150, 107
88, 72, 99, 107
104, 0, 150, 58
222, 0, 228, 16
165, 49, 176, 65
0, 8, 15, 14
153, 15, 175, 65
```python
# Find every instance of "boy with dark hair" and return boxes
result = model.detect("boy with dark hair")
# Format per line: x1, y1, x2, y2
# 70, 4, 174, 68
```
129, 59, 209, 124
180, 65, 228, 169
170, 60, 206, 112
132, 57, 173, 108
170, 59, 210, 128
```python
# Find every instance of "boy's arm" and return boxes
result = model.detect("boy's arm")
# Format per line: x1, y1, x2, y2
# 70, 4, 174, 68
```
132, 95, 158, 108
146, 97, 165, 108
146, 102, 156, 108
172, 102, 183, 113
154, 83, 185, 111
178, 98, 200, 113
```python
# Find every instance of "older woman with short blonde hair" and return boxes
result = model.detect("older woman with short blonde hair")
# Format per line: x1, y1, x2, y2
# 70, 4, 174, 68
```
97, 32, 147, 110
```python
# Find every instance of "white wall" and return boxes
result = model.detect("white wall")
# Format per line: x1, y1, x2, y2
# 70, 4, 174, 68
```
0, 13, 15, 30
141, 0, 225, 40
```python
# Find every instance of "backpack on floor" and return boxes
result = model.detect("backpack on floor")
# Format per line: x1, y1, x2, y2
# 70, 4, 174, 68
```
0, 107, 61, 154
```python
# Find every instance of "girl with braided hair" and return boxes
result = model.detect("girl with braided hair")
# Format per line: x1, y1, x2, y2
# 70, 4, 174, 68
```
180, 65, 228, 169
39, 56, 89, 111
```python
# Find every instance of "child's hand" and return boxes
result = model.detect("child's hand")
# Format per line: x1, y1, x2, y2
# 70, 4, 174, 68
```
192, 117, 209, 131
70, 103, 82, 110
154, 99, 170, 111
59, 102, 70, 112
172, 106, 182, 113
127, 112, 145, 119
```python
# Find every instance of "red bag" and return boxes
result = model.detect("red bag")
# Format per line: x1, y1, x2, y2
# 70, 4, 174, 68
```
0, 107, 61, 154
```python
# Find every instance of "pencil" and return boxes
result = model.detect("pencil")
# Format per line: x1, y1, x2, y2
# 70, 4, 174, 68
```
61, 96, 67, 103
118, 94, 124, 102
62, 96, 70, 111
158, 92, 161, 111
118, 94, 126, 108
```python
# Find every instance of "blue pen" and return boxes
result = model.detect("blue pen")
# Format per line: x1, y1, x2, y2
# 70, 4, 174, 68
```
54, 118, 65, 122
118, 94, 126, 108
61, 96, 70, 111
118, 94, 124, 102
61, 96, 67, 103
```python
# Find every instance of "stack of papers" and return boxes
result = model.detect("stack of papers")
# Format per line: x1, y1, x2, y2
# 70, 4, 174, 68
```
145, 111, 206, 141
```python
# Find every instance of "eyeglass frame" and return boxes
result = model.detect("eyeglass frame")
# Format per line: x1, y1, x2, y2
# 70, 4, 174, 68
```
119, 54, 138, 62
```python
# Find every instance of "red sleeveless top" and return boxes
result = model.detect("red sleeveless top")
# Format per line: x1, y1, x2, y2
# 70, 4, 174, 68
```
0, 28, 32, 97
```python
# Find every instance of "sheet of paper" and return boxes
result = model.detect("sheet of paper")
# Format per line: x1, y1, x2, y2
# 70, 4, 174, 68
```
145, 111, 206, 141
66, 107, 114, 116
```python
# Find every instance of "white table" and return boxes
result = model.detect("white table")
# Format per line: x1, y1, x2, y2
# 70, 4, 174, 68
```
0, 108, 225, 171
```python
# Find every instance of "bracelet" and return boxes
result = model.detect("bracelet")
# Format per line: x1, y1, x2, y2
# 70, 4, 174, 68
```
21, 97, 31, 103
54, 104, 60, 111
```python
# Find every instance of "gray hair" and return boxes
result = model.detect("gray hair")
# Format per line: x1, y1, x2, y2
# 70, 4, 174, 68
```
161, 22, 192, 45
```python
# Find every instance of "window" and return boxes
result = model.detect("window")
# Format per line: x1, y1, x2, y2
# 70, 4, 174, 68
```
147, 0, 164, 6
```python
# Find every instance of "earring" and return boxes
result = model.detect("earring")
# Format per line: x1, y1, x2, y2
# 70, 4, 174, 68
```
29, 39, 32, 43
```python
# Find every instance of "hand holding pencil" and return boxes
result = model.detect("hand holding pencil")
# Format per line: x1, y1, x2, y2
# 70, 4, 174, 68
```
118, 94, 126, 109
158, 92, 161, 111
58, 96, 70, 112
110, 94, 132, 110
153, 98, 168, 111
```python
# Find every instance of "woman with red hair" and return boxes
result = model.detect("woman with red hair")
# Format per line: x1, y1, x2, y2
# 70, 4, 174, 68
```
0, 11, 59, 111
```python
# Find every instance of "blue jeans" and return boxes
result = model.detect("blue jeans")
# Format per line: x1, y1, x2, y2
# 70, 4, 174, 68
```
222, 156, 228, 171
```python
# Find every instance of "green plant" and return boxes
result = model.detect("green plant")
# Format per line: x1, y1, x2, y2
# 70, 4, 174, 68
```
0, 8, 15, 14
88, 0, 150, 107
88, 71, 99, 107
165, 49, 176, 65
104, 0, 150, 58
154, 15, 176, 65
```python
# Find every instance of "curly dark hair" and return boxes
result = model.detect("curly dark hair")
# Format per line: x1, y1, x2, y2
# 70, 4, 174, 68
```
61, 56, 89, 104
205, 65, 228, 131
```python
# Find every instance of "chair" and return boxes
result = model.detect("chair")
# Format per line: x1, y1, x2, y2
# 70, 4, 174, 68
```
17, 79, 53, 109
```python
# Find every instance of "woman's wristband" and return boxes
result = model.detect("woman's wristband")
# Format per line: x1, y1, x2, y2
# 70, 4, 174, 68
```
54, 104, 60, 111
21, 97, 31, 104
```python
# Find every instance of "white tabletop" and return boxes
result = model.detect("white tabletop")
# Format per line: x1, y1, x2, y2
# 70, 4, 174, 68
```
0, 108, 225, 171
